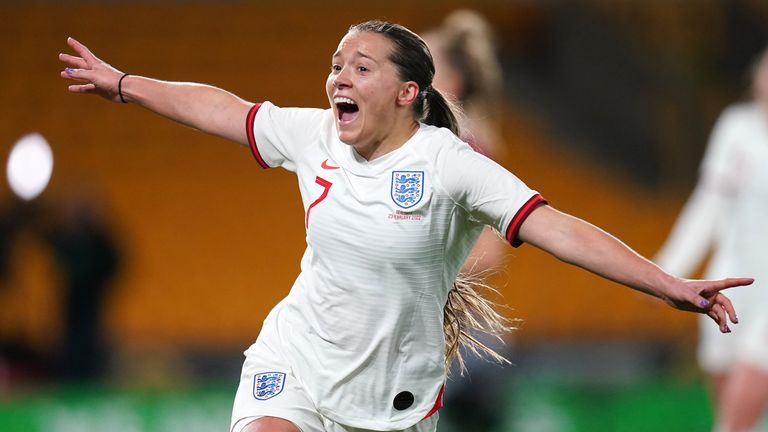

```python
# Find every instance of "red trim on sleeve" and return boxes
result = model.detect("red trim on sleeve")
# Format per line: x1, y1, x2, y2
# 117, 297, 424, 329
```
506, 194, 547, 248
422, 385, 444, 420
246, 103, 269, 169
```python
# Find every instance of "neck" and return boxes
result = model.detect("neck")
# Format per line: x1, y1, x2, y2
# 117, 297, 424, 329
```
355, 120, 419, 161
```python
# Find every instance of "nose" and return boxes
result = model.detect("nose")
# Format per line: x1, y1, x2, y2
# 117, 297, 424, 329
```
333, 67, 351, 89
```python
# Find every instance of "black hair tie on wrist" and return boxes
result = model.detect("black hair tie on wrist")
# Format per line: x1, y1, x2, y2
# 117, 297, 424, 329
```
118, 73, 131, 104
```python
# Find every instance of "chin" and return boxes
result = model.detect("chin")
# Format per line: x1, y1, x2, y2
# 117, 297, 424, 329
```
336, 127, 360, 146
336, 133, 355, 146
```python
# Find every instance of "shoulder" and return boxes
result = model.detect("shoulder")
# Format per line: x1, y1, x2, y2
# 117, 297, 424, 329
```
256, 102, 332, 129
410, 123, 507, 197
701, 102, 762, 170
413, 123, 473, 157
718, 102, 762, 127
411, 124, 498, 175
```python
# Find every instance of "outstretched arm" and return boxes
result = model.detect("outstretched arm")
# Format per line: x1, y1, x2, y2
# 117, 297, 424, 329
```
517, 205, 753, 333
59, 37, 252, 146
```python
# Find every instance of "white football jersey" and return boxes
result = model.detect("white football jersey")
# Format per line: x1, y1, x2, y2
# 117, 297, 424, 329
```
246, 102, 544, 430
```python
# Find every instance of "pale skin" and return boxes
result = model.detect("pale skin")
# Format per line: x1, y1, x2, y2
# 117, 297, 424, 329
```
61, 31, 753, 432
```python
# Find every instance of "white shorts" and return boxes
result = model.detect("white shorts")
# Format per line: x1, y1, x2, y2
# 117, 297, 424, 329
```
698, 304, 768, 374
230, 320, 439, 432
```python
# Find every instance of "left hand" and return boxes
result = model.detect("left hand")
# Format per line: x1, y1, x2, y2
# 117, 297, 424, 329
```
658, 277, 753, 333
59, 37, 125, 102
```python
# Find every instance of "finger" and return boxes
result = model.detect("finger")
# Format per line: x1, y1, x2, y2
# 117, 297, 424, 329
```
706, 309, 719, 326
67, 37, 99, 64
59, 53, 87, 69
712, 304, 730, 333
706, 308, 728, 333
68, 83, 96, 93
715, 293, 738, 324
700, 277, 755, 295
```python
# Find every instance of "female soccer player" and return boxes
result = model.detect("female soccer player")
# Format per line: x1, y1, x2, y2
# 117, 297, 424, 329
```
60, 20, 751, 432
657, 46, 768, 432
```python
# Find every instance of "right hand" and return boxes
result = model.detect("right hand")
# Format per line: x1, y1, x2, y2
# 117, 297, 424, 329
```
656, 276, 752, 333
59, 37, 125, 102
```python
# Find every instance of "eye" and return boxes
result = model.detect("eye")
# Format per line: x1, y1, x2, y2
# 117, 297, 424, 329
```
357, 66, 369, 73
331, 64, 342, 72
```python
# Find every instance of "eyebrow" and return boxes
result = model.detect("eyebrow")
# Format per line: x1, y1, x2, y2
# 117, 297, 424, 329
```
332, 50, 379, 63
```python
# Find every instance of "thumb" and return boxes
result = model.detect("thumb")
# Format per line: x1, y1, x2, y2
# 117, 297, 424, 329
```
61, 67, 99, 88
62, 67, 87, 81
63, 67, 100, 84
693, 295, 710, 311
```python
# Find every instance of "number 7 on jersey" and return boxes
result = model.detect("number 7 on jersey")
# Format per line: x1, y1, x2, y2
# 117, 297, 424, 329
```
305, 176, 333, 228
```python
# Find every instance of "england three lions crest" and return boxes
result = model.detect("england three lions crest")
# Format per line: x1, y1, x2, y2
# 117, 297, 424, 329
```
391, 171, 425, 209
252, 372, 286, 400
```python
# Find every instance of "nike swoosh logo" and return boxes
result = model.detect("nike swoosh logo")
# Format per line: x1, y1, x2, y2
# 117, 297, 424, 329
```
321, 159, 340, 170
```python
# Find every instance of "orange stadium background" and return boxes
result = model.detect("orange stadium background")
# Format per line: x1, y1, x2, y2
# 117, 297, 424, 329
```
1, 1, 766, 431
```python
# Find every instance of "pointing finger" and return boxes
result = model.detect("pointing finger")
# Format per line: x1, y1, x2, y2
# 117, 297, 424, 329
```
701, 277, 754, 296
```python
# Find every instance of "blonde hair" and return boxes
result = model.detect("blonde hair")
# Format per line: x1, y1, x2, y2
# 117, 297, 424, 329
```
442, 268, 518, 376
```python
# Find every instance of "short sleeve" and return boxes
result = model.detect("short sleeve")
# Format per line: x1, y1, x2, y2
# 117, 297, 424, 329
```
434, 133, 546, 247
245, 102, 328, 172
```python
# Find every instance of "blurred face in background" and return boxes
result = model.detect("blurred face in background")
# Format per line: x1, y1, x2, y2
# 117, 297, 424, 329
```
422, 32, 464, 100
753, 52, 768, 112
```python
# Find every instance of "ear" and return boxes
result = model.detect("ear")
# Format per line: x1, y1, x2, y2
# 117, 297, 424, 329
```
396, 81, 420, 107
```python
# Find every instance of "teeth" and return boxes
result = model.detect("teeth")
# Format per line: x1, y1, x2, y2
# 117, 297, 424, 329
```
334, 97, 357, 105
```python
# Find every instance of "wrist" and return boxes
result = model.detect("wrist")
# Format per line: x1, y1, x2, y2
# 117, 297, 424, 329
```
118, 73, 131, 103
649, 268, 682, 301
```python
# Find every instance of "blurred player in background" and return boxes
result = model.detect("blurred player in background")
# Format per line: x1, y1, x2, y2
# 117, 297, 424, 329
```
656, 47, 768, 432
44, 193, 121, 381
423, 10, 504, 159
422, 11, 510, 432
422, 9, 506, 275
1, 150, 120, 383
61, 19, 750, 432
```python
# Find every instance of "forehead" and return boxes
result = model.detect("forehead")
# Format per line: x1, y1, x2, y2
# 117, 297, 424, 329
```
333, 31, 394, 61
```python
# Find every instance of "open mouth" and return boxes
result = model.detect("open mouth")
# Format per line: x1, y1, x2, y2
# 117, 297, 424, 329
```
334, 97, 359, 124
